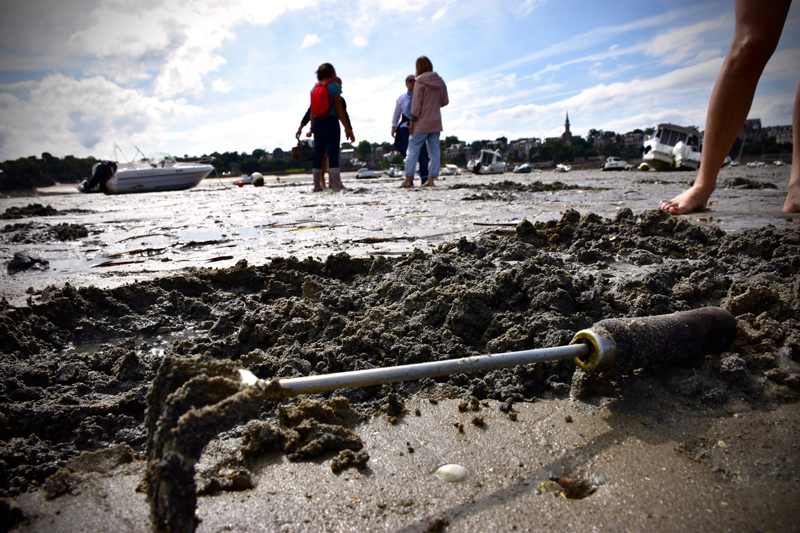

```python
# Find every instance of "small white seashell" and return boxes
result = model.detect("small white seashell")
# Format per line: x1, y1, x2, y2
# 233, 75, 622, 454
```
436, 464, 468, 482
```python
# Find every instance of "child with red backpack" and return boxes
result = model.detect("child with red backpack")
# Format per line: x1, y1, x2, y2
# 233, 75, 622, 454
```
309, 63, 355, 191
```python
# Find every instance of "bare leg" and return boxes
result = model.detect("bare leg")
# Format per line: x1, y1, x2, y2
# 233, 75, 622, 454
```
660, 0, 791, 215
783, 81, 800, 213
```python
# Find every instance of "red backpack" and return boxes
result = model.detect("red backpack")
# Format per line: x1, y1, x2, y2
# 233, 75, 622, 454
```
310, 81, 332, 118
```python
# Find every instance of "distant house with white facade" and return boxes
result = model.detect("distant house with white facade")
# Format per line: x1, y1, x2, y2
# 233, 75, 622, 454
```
623, 132, 644, 146
592, 133, 610, 148
445, 142, 467, 159
764, 124, 793, 144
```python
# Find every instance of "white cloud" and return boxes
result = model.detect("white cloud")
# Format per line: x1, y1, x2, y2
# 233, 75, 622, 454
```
212, 79, 232, 92
518, 0, 546, 16
446, 57, 726, 141
353, 36, 368, 48
645, 14, 733, 66
300, 34, 320, 50
67, 0, 320, 97
0, 74, 199, 160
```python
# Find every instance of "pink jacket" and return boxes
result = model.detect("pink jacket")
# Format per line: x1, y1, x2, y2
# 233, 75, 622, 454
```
410, 71, 449, 133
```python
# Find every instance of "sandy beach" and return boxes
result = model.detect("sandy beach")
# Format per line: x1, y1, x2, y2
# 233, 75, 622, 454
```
1, 166, 799, 532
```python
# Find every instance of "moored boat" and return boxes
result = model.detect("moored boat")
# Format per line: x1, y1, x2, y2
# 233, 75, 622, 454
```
601, 156, 628, 171
640, 123, 702, 171
80, 152, 214, 194
513, 163, 532, 173
467, 150, 506, 174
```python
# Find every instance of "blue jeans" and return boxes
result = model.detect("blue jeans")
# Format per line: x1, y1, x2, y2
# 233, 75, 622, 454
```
405, 132, 440, 179
397, 127, 428, 181
313, 116, 340, 169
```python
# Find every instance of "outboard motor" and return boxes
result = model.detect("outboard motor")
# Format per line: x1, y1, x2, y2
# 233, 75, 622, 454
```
78, 161, 117, 193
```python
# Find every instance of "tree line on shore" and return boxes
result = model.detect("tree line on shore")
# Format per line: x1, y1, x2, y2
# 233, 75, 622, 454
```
0, 134, 792, 191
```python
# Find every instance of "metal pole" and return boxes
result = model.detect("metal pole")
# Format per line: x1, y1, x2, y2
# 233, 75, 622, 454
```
246, 344, 590, 398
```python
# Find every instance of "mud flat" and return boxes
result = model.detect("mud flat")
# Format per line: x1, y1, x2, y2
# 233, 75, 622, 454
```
1, 167, 799, 531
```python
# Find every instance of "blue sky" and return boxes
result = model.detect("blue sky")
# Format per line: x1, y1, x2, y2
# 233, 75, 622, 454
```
0, 0, 797, 162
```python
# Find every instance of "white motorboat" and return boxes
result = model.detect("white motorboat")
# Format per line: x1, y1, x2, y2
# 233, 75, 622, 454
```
513, 163, 532, 173
439, 164, 461, 176
601, 156, 628, 171
773, 160, 786, 166
81, 152, 215, 194
356, 168, 380, 179
554, 163, 571, 173
640, 123, 702, 171
747, 161, 766, 168
467, 150, 506, 174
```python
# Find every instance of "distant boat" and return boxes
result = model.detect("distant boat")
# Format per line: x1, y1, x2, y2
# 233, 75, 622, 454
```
601, 156, 628, 171
440, 164, 462, 176
80, 152, 214, 194
640, 123, 702, 171
773, 160, 786, 166
554, 163, 571, 173
467, 150, 506, 174
356, 168, 380, 179
384, 167, 401, 177
747, 161, 766, 168
513, 163, 532, 173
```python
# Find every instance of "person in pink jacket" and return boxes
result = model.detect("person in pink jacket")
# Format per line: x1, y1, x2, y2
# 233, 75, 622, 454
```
402, 56, 449, 188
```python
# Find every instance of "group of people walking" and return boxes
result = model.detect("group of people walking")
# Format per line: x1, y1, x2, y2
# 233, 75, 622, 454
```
297, 55, 449, 191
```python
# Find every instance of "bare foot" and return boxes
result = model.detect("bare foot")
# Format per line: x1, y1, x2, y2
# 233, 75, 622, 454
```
423, 178, 435, 187
659, 184, 714, 215
784, 190, 800, 213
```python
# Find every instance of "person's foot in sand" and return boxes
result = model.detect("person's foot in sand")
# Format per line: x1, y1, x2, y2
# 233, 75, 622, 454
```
660, 181, 715, 214
784, 169, 800, 213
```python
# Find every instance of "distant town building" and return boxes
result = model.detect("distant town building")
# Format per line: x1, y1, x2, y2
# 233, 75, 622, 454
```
740, 118, 763, 142
623, 132, 644, 146
445, 142, 467, 159
508, 138, 540, 159
340, 149, 355, 162
763, 124, 793, 144
592, 132, 610, 148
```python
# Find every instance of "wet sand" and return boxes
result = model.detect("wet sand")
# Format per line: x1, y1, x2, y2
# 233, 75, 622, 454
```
1, 166, 799, 532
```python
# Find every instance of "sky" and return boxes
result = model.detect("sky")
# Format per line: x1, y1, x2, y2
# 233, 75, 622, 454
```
0, 0, 798, 162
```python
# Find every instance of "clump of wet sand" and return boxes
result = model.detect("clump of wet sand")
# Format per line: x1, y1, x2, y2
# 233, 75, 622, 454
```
1, 208, 799, 524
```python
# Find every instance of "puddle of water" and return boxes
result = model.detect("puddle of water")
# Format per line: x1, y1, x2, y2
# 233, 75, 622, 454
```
60, 325, 201, 359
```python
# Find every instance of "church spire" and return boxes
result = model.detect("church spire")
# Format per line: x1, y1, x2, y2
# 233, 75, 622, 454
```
562, 110, 572, 146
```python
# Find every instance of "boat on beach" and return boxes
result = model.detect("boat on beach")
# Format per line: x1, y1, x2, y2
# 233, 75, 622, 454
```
356, 168, 380, 179
439, 164, 462, 176
601, 156, 628, 171
513, 163, 532, 173
639, 123, 702, 171
554, 163, 571, 173
79, 152, 215, 194
467, 150, 506, 174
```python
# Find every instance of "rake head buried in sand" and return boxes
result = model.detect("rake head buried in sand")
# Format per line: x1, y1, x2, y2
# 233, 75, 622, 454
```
239, 307, 737, 399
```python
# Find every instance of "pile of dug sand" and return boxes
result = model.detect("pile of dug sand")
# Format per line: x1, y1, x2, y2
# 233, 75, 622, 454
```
1, 207, 799, 530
